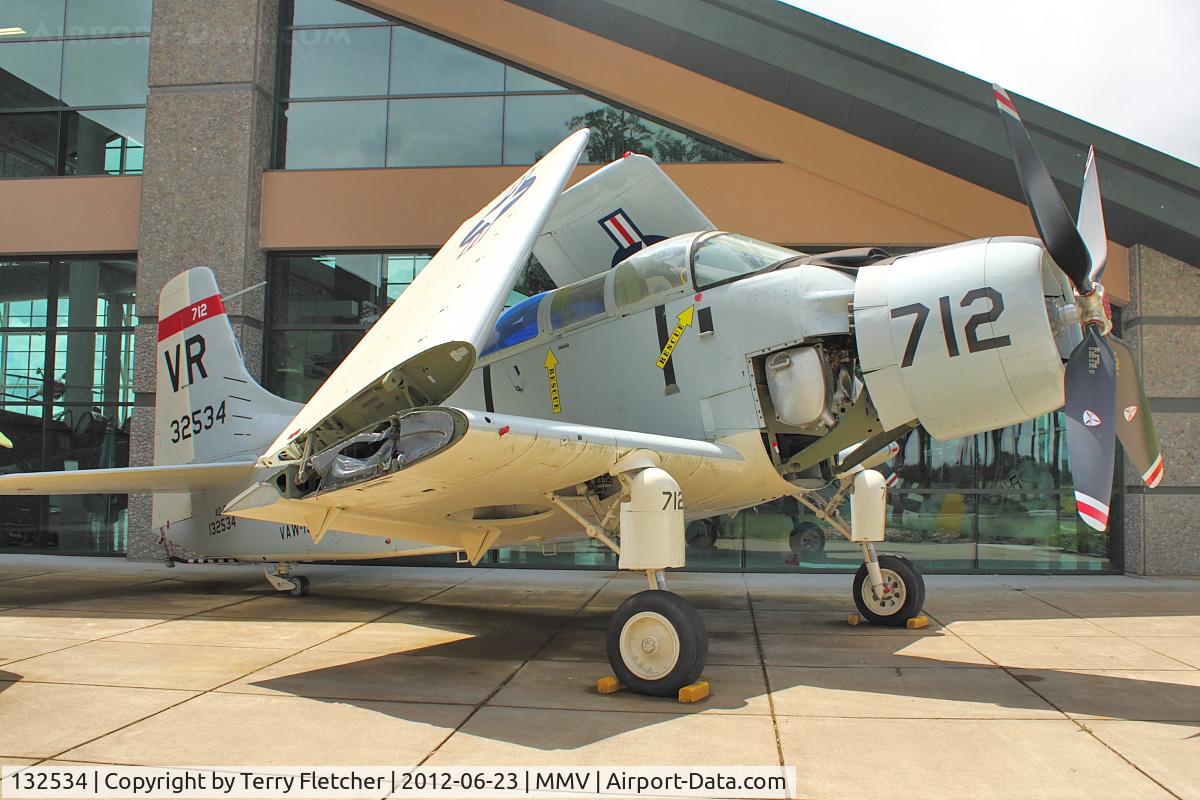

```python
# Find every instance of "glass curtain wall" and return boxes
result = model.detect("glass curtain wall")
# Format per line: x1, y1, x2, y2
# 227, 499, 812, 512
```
0, 0, 150, 178
276, 0, 756, 169
0, 257, 137, 555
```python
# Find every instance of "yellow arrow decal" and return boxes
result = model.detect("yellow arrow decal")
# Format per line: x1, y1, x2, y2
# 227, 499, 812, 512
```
656, 305, 694, 368
543, 349, 561, 414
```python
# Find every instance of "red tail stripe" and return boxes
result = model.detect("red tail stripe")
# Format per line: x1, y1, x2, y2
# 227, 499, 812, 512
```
158, 294, 225, 342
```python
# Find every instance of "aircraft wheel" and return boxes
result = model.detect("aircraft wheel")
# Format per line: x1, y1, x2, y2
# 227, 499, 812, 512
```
852, 554, 924, 626
607, 590, 707, 696
789, 522, 825, 559
288, 575, 310, 597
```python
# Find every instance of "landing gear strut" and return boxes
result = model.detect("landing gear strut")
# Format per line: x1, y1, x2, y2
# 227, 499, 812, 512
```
795, 462, 926, 626
264, 563, 309, 596
549, 461, 707, 696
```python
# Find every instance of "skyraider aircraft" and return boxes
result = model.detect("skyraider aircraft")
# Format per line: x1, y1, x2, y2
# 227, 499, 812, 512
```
0, 88, 1164, 696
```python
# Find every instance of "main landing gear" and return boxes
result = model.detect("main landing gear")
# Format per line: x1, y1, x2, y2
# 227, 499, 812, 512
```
264, 563, 310, 596
549, 459, 707, 697
796, 463, 926, 627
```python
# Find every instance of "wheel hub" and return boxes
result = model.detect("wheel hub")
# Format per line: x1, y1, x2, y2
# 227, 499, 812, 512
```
619, 611, 681, 681
861, 568, 906, 615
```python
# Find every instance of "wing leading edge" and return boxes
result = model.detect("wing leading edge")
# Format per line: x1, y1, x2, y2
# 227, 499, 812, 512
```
0, 461, 258, 495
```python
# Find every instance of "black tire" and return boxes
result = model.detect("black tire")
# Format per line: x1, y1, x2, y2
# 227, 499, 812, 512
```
789, 522, 825, 559
852, 554, 924, 626
686, 519, 717, 549
607, 590, 707, 696
289, 575, 310, 597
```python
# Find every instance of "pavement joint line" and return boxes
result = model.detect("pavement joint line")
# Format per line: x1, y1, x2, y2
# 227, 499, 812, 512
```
412, 575, 616, 769
744, 573, 786, 770
0, 571, 56, 584
16, 568, 489, 764
931, 599, 1189, 800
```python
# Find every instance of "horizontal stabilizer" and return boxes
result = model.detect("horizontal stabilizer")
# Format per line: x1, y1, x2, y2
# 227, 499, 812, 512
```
0, 461, 258, 495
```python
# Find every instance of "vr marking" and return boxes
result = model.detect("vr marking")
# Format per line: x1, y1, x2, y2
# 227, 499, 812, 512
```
543, 349, 562, 414
158, 294, 224, 341
656, 305, 694, 368
163, 334, 208, 392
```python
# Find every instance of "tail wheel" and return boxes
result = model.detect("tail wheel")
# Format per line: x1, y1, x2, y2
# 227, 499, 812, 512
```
607, 590, 707, 696
852, 554, 924, 626
789, 522, 825, 559
289, 575, 310, 597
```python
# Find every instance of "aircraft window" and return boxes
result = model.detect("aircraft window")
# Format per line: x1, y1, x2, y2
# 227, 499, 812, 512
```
549, 274, 606, 330
480, 292, 544, 356
692, 234, 800, 289
613, 238, 692, 308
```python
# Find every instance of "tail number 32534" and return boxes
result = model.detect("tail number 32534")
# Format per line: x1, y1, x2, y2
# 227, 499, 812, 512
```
169, 401, 227, 443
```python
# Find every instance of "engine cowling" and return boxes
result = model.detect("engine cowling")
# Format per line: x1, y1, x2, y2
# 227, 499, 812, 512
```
852, 237, 1078, 440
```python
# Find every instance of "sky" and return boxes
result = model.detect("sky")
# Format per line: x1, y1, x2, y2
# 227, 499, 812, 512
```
785, 0, 1200, 167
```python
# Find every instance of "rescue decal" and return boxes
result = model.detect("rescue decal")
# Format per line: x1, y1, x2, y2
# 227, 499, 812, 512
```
656, 305, 694, 368
158, 294, 225, 341
543, 349, 562, 414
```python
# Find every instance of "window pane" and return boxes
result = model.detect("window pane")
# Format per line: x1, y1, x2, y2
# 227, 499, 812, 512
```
0, 112, 59, 177
287, 27, 389, 99
692, 233, 798, 289
0, 1, 66, 39
266, 329, 365, 403
390, 26, 503, 95
613, 236, 692, 307
65, 0, 152, 35
64, 107, 144, 175
635, 115, 741, 163
976, 493, 1108, 571
502, 94, 606, 164
481, 292, 543, 356
60, 37, 149, 106
977, 413, 1073, 491
387, 97, 501, 166
504, 66, 567, 93
383, 253, 432, 303
269, 254, 382, 327
291, 0, 388, 26
281, 100, 386, 168
549, 275, 605, 330
0, 40, 63, 107
893, 428, 977, 490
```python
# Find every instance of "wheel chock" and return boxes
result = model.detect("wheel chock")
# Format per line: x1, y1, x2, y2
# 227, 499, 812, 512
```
847, 612, 863, 626
596, 675, 623, 694
678, 680, 710, 703
906, 615, 929, 630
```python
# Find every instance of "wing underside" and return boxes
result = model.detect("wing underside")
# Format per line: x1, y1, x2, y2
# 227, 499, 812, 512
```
0, 461, 257, 495
225, 408, 751, 542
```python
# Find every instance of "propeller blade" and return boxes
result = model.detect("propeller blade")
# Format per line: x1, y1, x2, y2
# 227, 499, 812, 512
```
992, 85, 1094, 291
1078, 145, 1108, 282
1063, 327, 1117, 530
1107, 335, 1164, 488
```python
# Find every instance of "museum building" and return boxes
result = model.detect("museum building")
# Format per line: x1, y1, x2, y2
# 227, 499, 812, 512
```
0, 0, 1197, 575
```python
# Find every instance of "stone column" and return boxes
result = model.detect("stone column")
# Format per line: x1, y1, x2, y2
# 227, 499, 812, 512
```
1122, 244, 1200, 575
127, 0, 280, 560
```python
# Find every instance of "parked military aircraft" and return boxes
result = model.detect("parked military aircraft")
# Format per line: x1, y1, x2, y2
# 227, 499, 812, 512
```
0, 87, 1163, 696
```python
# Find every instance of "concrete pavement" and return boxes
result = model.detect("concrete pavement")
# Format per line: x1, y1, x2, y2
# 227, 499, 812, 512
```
0, 556, 1198, 798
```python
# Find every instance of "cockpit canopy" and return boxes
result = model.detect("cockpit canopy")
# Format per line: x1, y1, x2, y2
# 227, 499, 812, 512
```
481, 232, 803, 357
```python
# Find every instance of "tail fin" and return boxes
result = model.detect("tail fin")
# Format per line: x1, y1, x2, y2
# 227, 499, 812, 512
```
154, 268, 300, 467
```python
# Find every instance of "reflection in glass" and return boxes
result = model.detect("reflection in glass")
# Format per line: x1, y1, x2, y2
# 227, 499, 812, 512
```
0, 1, 67, 39
0, 112, 58, 177
65, 0, 152, 35
269, 254, 382, 327
502, 94, 604, 164
0, 257, 135, 556
288, 27, 389, 99
549, 275, 605, 330
64, 107, 145, 175
291, 0, 387, 26
390, 25, 503, 95
387, 97, 502, 167
893, 428, 976, 490
267, 329, 366, 402
691, 233, 798, 289
282, 100, 386, 168
0, 40, 64, 104
505, 67, 568, 93
977, 493, 1107, 571
60, 36, 149, 106
383, 253, 431, 303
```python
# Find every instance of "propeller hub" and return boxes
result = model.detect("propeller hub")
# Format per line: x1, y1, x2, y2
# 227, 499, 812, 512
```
1077, 284, 1112, 335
